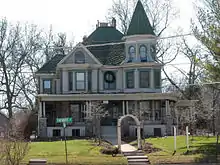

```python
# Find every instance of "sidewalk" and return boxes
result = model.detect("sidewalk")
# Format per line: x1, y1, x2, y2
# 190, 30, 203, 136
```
115, 143, 137, 152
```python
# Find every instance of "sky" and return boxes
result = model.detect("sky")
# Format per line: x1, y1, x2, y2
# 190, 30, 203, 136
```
0, 0, 194, 42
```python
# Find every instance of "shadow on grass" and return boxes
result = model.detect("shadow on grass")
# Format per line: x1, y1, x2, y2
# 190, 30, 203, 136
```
182, 142, 220, 163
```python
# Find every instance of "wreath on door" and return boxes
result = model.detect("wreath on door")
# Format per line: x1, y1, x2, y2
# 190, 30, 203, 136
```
104, 71, 116, 83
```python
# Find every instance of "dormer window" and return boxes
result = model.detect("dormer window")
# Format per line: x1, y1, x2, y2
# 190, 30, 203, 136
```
75, 51, 85, 64
150, 45, 156, 61
140, 45, 147, 62
128, 46, 136, 62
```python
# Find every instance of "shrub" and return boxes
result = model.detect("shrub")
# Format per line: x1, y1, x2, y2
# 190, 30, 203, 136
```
100, 147, 120, 157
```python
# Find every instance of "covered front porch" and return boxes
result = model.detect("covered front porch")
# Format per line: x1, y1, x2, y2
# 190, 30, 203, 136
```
37, 93, 178, 138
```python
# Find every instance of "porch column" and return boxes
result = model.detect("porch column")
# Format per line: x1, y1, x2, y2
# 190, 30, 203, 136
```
39, 101, 42, 118
122, 101, 125, 115
166, 100, 171, 116
38, 101, 47, 138
165, 100, 172, 135
126, 101, 129, 114
152, 100, 155, 121
43, 101, 46, 118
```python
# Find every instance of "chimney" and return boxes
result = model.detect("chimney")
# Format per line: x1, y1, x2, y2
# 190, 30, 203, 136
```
96, 20, 99, 29
82, 35, 88, 44
112, 17, 116, 28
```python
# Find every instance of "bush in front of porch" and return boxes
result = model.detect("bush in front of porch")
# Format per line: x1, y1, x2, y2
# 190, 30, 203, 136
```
22, 139, 127, 165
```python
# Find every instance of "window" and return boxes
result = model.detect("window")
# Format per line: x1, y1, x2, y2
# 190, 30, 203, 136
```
140, 45, 147, 62
75, 51, 85, 64
70, 104, 85, 122
75, 72, 85, 91
68, 72, 73, 91
72, 129, 80, 137
128, 46, 136, 61
126, 71, 134, 88
139, 70, 150, 88
154, 69, 161, 89
150, 45, 156, 61
53, 129, 61, 137
43, 80, 51, 93
104, 71, 116, 90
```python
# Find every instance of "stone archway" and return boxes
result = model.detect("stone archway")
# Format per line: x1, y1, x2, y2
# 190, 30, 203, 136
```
117, 114, 141, 151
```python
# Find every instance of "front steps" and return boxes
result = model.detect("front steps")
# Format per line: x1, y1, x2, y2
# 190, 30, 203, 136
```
123, 150, 150, 165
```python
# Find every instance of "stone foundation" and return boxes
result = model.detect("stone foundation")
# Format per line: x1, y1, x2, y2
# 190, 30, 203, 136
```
39, 118, 47, 137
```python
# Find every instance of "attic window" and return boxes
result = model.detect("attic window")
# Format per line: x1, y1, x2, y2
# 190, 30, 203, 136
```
75, 51, 85, 64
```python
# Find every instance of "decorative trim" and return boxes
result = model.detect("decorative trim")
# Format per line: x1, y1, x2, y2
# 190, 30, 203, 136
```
37, 93, 179, 101
57, 43, 102, 66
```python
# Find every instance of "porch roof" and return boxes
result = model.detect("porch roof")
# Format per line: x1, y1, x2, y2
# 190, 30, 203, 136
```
37, 93, 178, 102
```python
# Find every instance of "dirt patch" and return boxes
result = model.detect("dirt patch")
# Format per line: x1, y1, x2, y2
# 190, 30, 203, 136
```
142, 142, 162, 154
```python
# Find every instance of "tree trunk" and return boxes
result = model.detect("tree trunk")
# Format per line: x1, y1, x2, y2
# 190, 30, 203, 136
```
98, 119, 101, 145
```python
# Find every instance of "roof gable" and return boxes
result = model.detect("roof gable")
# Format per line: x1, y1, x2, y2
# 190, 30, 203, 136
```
127, 0, 155, 36
58, 43, 102, 66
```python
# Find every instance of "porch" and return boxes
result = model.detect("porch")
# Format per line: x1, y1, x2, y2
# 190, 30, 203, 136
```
37, 93, 178, 138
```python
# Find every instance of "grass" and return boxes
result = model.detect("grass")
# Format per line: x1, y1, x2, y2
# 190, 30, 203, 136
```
22, 140, 127, 165
131, 136, 219, 164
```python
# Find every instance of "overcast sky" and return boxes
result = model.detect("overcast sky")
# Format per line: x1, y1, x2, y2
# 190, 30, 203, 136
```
0, 0, 194, 42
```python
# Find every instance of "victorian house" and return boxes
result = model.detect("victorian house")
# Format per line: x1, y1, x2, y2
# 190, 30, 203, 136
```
36, 0, 181, 139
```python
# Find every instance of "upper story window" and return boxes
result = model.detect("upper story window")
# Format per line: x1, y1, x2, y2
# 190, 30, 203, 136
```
128, 46, 136, 62
154, 69, 161, 89
126, 71, 134, 88
75, 72, 85, 91
75, 51, 85, 64
139, 70, 150, 88
68, 71, 73, 91
103, 71, 116, 90
43, 79, 51, 94
140, 45, 147, 62
150, 45, 156, 61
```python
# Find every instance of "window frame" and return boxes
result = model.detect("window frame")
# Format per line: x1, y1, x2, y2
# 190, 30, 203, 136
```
139, 70, 150, 88
126, 70, 135, 89
68, 71, 73, 91
150, 45, 156, 61
75, 71, 86, 91
103, 71, 117, 90
74, 51, 85, 64
154, 69, 161, 89
43, 79, 52, 94
128, 46, 136, 61
139, 45, 148, 62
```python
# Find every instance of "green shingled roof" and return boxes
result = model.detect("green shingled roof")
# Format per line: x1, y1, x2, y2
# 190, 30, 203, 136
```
86, 26, 123, 45
127, 0, 155, 36
36, 54, 65, 74
85, 26, 125, 65
87, 44, 125, 65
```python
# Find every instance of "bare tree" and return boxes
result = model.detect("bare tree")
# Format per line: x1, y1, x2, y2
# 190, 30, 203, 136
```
85, 101, 108, 145
0, 19, 42, 118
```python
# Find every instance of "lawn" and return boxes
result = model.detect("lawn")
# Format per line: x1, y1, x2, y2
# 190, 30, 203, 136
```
131, 136, 219, 164
22, 140, 127, 165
